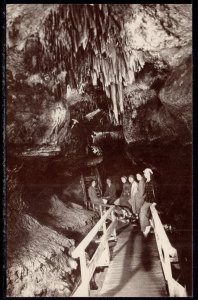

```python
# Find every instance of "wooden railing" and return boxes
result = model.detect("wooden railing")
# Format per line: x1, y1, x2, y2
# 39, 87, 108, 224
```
150, 204, 187, 297
71, 204, 117, 297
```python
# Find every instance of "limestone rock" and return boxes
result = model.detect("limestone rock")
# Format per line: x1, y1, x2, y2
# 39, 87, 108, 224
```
7, 192, 98, 297
124, 4, 192, 67
159, 56, 192, 135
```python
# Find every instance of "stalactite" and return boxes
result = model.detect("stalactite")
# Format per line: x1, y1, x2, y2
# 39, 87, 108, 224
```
118, 82, 124, 112
40, 4, 145, 124
105, 85, 110, 99
110, 83, 118, 124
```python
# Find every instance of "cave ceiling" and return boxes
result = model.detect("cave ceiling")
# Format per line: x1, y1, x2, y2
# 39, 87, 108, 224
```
6, 4, 192, 159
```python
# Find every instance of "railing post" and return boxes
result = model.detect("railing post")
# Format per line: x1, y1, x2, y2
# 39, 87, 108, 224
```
167, 278, 175, 297
71, 206, 116, 296
111, 209, 117, 239
95, 217, 110, 267
99, 204, 103, 217
102, 216, 107, 233
79, 251, 90, 297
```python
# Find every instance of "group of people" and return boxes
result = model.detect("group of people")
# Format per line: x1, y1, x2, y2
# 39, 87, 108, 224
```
88, 168, 158, 237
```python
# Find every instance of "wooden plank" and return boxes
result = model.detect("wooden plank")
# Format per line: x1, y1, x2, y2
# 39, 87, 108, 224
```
99, 226, 168, 297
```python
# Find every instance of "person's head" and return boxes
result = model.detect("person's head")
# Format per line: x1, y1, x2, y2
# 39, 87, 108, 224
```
136, 172, 143, 181
91, 180, 96, 187
121, 176, 127, 183
143, 168, 153, 181
106, 178, 111, 186
128, 175, 135, 183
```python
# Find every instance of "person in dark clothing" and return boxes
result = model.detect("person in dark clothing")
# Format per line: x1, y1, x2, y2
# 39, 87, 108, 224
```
139, 168, 158, 237
88, 180, 103, 205
119, 176, 131, 209
128, 175, 138, 214
135, 172, 146, 216
103, 178, 117, 205
114, 176, 133, 221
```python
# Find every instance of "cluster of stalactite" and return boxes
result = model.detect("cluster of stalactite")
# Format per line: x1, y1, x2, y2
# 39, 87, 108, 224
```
38, 4, 145, 124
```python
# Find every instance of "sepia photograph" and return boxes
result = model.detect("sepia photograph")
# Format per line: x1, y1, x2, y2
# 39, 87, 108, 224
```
5, 3, 192, 297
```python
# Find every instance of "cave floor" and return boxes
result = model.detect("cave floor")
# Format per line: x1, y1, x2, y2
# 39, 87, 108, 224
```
91, 223, 167, 297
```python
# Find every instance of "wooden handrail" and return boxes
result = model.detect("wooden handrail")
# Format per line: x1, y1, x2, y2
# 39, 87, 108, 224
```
71, 204, 117, 296
150, 204, 177, 257
150, 204, 187, 297
71, 201, 188, 297
72, 205, 115, 258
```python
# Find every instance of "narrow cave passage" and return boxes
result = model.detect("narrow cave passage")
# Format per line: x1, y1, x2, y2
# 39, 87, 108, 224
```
5, 3, 192, 298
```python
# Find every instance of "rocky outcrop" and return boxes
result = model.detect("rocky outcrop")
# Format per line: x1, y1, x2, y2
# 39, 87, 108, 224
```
124, 4, 192, 67
159, 56, 192, 137
122, 87, 189, 145
7, 187, 98, 297
122, 54, 191, 145
7, 214, 77, 297
6, 73, 70, 151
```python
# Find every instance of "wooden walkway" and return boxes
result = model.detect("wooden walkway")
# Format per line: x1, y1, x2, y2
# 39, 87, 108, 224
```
98, 224, 168, 297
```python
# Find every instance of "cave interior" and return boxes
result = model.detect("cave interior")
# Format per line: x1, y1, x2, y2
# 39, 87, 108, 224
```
6, 4, 192, 297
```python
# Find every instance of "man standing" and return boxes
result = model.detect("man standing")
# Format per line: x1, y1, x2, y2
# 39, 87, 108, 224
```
135, 172, 146, 216
88, 180, 103, 205
128, 175, 138, 214
114, 176, 132, 220
103, 178, 117, 205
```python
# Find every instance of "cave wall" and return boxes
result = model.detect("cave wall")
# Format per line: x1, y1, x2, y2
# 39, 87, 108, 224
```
7, 76, 70, 148
123, 56, 192, 144
7, 166, 99, 297
160, 56, 192, 134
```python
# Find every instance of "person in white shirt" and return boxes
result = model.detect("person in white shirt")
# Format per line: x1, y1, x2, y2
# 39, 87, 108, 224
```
128, 175, 138, 215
